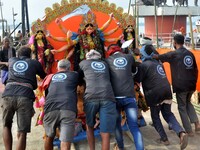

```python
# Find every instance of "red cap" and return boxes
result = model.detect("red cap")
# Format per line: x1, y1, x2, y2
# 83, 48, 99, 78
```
107, 45, 122, 57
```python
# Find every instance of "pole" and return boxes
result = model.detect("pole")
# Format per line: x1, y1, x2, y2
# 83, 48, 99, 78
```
12, 8, 16, 37
154, 0, 158, 48
170, 4, 179, 48
0, 0, 4, 39
21, 0, 26, 37
128, 0, 132, 15
134, 0, 138, 47
137, 4, 139, 47
25, 0, 30, 34
189, 14, 195, 49
9, 22, 22, 37
161, 8, 164, 39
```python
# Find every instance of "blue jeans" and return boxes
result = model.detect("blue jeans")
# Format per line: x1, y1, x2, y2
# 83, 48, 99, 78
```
150, 103, 184, 141
115, 97, 144, 150
84, 100, 117, 133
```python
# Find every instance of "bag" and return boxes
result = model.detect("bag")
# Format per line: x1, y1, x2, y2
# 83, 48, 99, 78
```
1, 70, 8, 84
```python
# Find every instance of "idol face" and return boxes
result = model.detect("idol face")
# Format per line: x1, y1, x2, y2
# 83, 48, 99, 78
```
85, 23, 94, 35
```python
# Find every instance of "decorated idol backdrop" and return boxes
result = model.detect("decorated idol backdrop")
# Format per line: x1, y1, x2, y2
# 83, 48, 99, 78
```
31, 0, 135, 73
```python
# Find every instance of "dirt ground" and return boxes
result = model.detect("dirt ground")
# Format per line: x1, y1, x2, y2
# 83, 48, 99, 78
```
0, 83, 200, 150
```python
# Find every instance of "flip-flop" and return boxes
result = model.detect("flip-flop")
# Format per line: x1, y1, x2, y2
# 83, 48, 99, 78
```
180, 133, 188, 150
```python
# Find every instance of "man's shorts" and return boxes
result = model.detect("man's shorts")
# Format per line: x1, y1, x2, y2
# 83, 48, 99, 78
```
84, 100, 117, 133
43, 110, 76, 142
1, 96, 34, 133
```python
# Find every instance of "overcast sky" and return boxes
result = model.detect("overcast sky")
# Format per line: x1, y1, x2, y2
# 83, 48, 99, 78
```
0, 0, 198, 26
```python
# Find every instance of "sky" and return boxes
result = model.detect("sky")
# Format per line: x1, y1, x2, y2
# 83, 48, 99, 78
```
0, 0, 198, 28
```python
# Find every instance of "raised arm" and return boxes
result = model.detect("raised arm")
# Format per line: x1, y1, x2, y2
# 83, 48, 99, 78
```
55, 18, 68, 35
104, 22, 121, 36
48, 34, 68, 42
51, 31, 78, 54
104, 34, 124, 43
99, 13, 113, 32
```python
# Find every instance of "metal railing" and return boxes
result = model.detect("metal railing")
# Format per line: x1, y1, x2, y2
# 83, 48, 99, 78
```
142, 32, 200, 49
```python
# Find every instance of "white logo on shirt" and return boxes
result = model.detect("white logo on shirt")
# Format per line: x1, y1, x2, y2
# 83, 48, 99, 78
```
113, 57, 127, 68
183, 55, 193, 67
157, 65, 166, 76
13, 61, 28, 73
91, 61, 105, 71
52, 73, 67, 81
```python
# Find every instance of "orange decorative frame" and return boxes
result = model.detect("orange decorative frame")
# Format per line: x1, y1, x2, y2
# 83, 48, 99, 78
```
31, 0, 135, 72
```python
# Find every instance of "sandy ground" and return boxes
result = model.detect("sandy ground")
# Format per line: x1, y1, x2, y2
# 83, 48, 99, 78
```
0, 83, 200, 150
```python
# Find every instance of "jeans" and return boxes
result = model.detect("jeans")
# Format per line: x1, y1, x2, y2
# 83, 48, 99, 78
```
84, 100, 117, 133
115, 97, 144, 150
150, 103, 184, 141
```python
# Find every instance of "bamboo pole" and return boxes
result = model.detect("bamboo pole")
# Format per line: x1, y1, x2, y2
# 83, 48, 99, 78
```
170, 4, 179, 49
161, 8, 164, 39
135, 0, 139, 47
0, 0, 4, 38
154, 0, 158, 48
134, 0, 139, 47
188, 14, 195, 50
137, 4, 139, 47
128, 0, 132, 15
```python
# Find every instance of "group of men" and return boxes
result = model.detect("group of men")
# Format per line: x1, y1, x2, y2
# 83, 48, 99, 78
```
1, 34, 200, 150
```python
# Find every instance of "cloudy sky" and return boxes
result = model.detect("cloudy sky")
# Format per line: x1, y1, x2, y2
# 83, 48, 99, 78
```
0, 0, 198, 26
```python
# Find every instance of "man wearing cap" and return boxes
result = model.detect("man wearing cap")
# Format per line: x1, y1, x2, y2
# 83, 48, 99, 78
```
1, 46, 46, 150
138, 44, 188, 149
105, 44, 144, 150
43, 59, 80, 150
79, 49, 117, 150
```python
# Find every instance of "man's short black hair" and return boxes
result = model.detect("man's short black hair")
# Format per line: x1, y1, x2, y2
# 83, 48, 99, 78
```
145, 45, 155, 55
174, 34, 184, 45
17, 46, 31, 58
